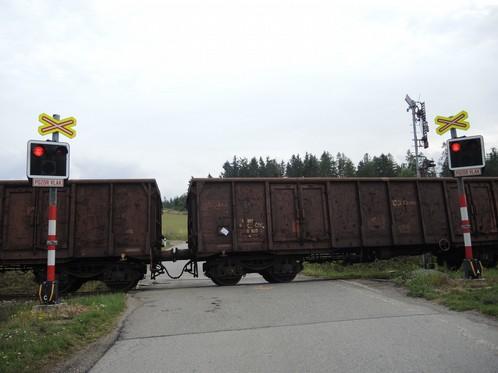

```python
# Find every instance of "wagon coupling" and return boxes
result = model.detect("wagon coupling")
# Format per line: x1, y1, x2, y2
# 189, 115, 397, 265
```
150, 260, 198, 280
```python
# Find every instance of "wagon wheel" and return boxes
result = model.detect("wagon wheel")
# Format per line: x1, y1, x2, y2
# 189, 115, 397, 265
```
210, 275, 242, 286
103, 263, 145, 292
261, 270, 297, 283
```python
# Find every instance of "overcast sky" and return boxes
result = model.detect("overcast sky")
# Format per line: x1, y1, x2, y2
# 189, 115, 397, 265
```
1, 0, 497, 198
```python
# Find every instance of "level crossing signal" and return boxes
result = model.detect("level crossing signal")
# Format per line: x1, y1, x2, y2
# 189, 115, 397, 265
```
447, 135, 485, 171
27, 140, 70, 179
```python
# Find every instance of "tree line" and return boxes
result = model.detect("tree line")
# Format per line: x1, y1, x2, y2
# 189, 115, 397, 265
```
221, 148, 498, 178
163, 194, 187, 211
164, 147, 498, 210
222, 151, 423, 178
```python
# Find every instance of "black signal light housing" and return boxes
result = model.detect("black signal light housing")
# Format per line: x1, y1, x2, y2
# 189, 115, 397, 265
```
27, 140, 70, 179
447, 135, 485, 171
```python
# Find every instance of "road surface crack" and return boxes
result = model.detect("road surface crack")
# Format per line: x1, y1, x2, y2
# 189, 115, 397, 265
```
119, 311, 440, 342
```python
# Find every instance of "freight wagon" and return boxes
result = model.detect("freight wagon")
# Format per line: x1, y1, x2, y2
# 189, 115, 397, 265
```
0, 179, 163, 292
187, 177, 498, 285
2, 177, 497, 291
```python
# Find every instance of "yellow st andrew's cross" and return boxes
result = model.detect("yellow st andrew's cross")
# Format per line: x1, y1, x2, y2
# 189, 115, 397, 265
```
434, 110, 470, 136
38, 113, 77, 139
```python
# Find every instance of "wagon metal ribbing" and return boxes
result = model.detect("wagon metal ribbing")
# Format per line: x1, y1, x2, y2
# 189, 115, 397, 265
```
187, 177, 498, 285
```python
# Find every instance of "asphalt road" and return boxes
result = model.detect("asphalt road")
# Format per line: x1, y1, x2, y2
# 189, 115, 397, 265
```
91, 259, 498, 373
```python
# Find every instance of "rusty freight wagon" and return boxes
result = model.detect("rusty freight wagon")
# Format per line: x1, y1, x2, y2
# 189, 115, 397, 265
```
0, 179, 163, 292
187, 177, 498, 285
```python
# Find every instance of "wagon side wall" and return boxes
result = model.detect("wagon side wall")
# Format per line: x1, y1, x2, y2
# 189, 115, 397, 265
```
0, 179, 162, 265
189, 177, 498, 258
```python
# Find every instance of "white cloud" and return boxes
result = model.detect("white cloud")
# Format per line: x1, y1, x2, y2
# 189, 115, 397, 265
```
1, 0, 497, 198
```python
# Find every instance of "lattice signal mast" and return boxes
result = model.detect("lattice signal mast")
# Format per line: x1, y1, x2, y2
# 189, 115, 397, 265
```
405, 95, 429, 177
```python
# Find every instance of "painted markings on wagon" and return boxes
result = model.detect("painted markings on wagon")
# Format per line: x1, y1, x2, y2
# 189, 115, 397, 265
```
391, 199, 417, 208
38, 113, 77, 138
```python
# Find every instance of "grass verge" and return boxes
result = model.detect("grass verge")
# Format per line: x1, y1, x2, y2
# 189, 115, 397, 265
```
0, 271, 38, 297
0, 293, 126, 373
304, 256, 421, 280
398, 267, 498, 317
304, 258, 498, 318
0, 271, 114, 296
162, 209, 187, 241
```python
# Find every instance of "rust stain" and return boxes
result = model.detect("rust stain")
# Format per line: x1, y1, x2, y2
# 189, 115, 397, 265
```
367, 216, 385, 230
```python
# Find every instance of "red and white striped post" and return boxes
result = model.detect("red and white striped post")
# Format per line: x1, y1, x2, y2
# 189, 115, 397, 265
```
47, 192, 57, 282
459, 191, 472, 260
38, 115, 60, 304
450, 128, 482, 279
457, 178, 482, 279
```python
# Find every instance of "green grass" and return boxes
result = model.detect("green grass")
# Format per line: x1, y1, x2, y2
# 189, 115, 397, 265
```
162, 209, 187, 241
304, 259, 498, 318
432, 268, 498, 316
396, 267, 498, 317
0, 271, 126, 372
397, 269, 451, 299
0, 271, 38, 296
0, 293, 126, 373
0, 208, 187, 371
304, 256, 420, 280
0, 271, 115, 296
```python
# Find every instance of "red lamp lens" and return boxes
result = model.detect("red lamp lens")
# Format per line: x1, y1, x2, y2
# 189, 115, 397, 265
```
32, 145, 45, 157
451, 142, 461, 152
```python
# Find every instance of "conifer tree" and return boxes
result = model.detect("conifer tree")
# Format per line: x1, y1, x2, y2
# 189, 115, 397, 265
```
356, 153, 376, 177
303, 153, 320, 176
319, 151, 337, 177
336, 153, 355, 177
483, 148, 498, 176
286, 154, 304, 177
372, 153, 398, 177
248, 157, 259, 177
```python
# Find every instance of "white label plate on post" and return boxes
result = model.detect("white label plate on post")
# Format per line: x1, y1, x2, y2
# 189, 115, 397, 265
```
454, 168, 482, 177
32, 178, 64, 188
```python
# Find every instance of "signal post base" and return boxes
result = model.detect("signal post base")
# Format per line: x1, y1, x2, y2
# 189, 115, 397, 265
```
33, 303, 66, 314
463, 259, 483, 279
38, 280, 59, 304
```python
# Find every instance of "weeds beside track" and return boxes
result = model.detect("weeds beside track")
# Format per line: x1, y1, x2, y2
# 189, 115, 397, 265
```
304, 258, 498, 318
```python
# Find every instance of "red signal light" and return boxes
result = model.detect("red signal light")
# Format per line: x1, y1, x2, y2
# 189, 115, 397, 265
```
450, 142, 462, 153
32, 145, 45, 157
